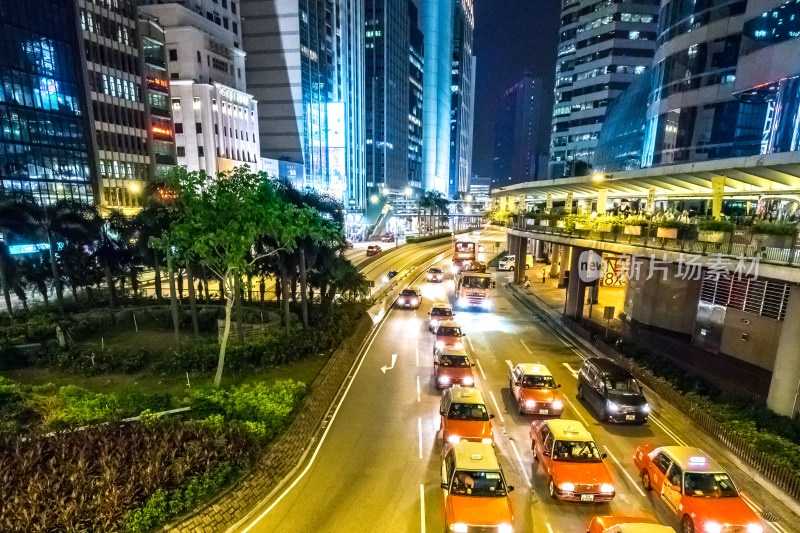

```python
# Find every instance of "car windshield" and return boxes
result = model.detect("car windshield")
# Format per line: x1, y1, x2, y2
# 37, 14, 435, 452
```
431, 308, 453, 317
437, 326, 461, 337
400, 290, 419, 297
440, 354, 470, 367
447, 402, 489, 421
429, 268, 442, 274
683, 473, 738, 498
604, 377, 641, 394
451, 470, 507, 497
463, 277, 491, 289
552, 440, 602, 462
521, 375, 556, 388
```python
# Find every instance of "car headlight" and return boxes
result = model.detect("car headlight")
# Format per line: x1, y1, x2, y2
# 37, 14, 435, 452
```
427, 274, 432, 279
600, 483, 614, 494
436, 341, 445, 349
747, 524, 763, 533
641, 403, 651, 413
607, 401, 619, 412
453, 523, 468, 533
525, 399, 536, 408
552, 400, 563, 410
454, 342, 464, 350
703, 522, 722, 533
447, 434, 460, 444
560, 482, 575, 492
411, 298, 418, 305
458, 297, 467, 306
398, 298, 405, 304
462, 376, 474, 385
481, 438, 493, 445
439, 375, 450, 385
451, 266, 459, 274
499, 524, 513, 533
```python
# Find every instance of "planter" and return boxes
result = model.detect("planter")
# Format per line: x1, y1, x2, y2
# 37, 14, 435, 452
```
557, 221, 565, 228
624, 225, 642, 236
575, 223, 590, 230
525, 218, 536, 227
698, 230, 729, 243
752, 233, 793, 250
596, 223, 613, 233
657, 227, 678, 239
539, 220, 550, 227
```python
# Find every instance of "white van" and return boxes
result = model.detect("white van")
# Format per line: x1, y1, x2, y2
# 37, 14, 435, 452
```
498, 254, 533, 271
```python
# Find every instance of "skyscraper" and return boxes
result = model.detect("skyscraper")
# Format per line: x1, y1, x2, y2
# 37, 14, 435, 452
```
365, 0, 410, 196
0, 0, 94, 205
241, 0, 365, 216
549, 0, 659, 178
491, 73, 545, 187
449, 0, 474, 198
408, 1, 424, 191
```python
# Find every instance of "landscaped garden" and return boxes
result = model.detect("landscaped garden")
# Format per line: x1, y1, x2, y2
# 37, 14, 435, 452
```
0, 167, 372, 532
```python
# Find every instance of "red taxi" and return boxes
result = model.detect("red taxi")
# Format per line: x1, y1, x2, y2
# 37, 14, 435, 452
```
508, 363, 563, 416
434, 345, 475, 389
439, 386, 494, 445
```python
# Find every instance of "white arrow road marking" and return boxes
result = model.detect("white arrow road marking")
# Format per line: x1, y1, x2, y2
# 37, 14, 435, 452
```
562, 362, 578, 378
603, 445, 646, 497
381, 353, 398, 373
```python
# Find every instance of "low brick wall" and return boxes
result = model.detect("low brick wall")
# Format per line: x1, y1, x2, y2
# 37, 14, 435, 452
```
164, 314, 374, 532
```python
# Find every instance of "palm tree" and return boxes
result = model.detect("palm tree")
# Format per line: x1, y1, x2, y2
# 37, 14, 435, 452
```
0, 195, 37, 314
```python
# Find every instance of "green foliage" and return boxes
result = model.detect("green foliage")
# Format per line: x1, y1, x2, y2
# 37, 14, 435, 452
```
47, 345, 148, 376
187, 380, 306, 442
697, 218, 734, 232
751, 222, 798, 236
122, 462, 240, 533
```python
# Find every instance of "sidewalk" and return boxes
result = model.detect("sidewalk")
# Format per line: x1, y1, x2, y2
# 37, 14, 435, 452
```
519, 265, 772, 400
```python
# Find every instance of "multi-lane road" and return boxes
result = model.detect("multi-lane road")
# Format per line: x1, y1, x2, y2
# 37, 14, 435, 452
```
233, 230, 797, 533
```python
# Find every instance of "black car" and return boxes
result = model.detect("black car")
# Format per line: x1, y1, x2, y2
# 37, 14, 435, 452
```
577, 358, 649, 424
426, 267, 444, 282
396, 288, 422, 309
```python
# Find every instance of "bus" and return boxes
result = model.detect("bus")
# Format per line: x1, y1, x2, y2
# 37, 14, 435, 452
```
455, 271, 495, 310
453, 241, 476, 272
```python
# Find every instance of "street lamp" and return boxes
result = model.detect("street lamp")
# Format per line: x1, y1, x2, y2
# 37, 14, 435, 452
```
382, 187, 390, 196
371, 194, 379, 204
592, 173, 605, 181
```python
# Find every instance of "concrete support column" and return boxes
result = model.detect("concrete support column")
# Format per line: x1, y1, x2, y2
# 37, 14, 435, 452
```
514, 236, 528, 284
549, 244, 560, 278
565, 246, 587, 319
558, 245, 571, 288
767, 288, 800, 416
506, 233, 515, 258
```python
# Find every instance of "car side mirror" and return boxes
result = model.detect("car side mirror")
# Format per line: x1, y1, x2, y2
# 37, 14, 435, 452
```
441, 482, 448, 490
452, 313, 456, 317
440, 409, 445, 416
600, 452, 608, 459
471, 363, 476, 367
489, 414, 495, 419
433, 361, 439, 365
508, 485, 515, 492
542, 450, 551, 457
427, 311, 431, 315
556, 384, 562, 388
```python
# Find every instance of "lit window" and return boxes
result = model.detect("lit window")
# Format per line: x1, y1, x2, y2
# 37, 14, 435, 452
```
629, 31, 640, 40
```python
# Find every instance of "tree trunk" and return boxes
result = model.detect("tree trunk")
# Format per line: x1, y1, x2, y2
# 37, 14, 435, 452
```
186, 261, 200, 336
247, 273, 253, 302
47, 233, 64, 313
219, 277, 225, 304
131, 269, 139, 298
299, 247, 309, 328
105, 262, 117, 308
177, 270, 184, 302
39, 284, 49, 305
167, 249, 180, 347
0, 251, 14, 316
235, 276, 244, 345
153, 250, 163, 303
203, 279, 210, 302
259, 276, 265, 307
214, 274, 235, 388
70, 284, 79, 303
281, 268, 290, 334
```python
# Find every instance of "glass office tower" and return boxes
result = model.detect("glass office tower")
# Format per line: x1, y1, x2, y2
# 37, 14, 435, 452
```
0, 0, 94, 204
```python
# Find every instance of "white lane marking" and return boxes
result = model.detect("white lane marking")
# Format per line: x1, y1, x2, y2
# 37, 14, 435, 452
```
418, 417, 423, 459
238, 313, 389, 532
545, 524, 554, 533
417, 376, 421, 403
562, 362, 579, 378
466, 336, 475, 351
509, 439, 532, 487
488, 391, 505, 423
520, 339, 532, 355
603, 445, 646, 497
504, 359, 513, 369
420, 484, 426, 533
741, 494, 787, 533
562, 397, 590, 427
649, 414, 688, 447
475, 358, 488, 381
416, 346, 419, 367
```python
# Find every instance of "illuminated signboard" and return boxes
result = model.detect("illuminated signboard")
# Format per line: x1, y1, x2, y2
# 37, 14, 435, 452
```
326, 102, 347, 198
152, 126, 172, 137
147, 77, 169, 90
219, 87, 250, 106
9, 242, 64, 255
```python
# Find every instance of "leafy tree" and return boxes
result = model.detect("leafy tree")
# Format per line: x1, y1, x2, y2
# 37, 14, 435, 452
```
164, 166, 322, 387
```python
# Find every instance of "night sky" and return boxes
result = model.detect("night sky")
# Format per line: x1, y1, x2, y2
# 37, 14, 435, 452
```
472, 0, 561, 177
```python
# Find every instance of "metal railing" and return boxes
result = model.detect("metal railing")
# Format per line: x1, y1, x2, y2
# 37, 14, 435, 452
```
513, 217, 800, 266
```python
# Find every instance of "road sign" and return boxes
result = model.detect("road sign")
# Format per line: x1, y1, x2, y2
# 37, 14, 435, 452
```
603, 306, 615, 320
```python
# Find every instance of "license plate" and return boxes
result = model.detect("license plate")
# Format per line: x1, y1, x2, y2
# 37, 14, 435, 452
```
626, 415, 636, 421
580, 494, 594, 502
538, 409, 549, 415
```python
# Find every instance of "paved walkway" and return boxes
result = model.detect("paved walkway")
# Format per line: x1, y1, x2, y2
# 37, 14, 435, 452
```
515, 263, 772, 399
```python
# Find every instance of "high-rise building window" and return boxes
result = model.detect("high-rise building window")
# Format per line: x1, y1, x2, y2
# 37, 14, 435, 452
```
198, 146, 205, 157
175, 122, 183, 133
177, 146, 186, 157
197, 50, 201, 63
196, 122, 203, 133
169, 49, 177, 61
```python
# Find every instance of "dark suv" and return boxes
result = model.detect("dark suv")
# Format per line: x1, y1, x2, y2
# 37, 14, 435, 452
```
577, 358, 649, 424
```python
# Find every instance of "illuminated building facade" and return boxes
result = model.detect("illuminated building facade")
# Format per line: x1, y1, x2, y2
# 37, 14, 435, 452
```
449, 0, 474, 198
408, 1, 424, 191
0, 0, 94, 204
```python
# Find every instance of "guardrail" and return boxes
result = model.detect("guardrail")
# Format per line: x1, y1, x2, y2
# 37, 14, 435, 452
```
512, 218, 800, 266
